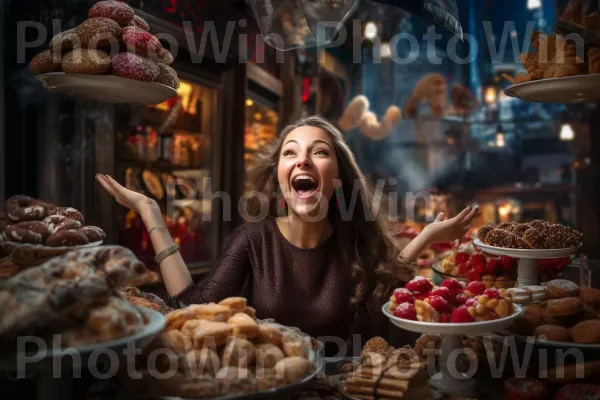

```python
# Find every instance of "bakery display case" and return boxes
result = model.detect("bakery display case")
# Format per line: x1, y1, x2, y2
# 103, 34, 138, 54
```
115, 78, 219, 271
244, 97, 279, 190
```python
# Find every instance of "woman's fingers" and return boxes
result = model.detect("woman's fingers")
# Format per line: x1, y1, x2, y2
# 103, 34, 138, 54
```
454, 206, 472, 221
97, 175, 131, 208
96, 175, 118, 197
460, 206, 479, 226
434, 212, 445, 222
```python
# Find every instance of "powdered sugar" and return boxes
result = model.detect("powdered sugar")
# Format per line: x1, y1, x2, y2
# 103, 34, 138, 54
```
112, 53, 159, 82
89, 0, 134, 26
122, 26, 161, 55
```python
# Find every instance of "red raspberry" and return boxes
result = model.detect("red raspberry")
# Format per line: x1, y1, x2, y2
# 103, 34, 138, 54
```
470, 253, 486, 267
466, 281, 486, 295
415, 291, 430, 300
458, 262, 470, 276
499, 255, 516, 272
468, 270, 481, 282
393, 303, 417, 320
393, 288, 414, 305
484, 288, 501, 300
454, 293, 468, 306
440, 278, 463, 292
485, 258, 499, 275
455, 252, 469, 264
430, 286, 451, 301
473, 262, 486, 276
440, 313, 451, 323
465, 298, 479, 307
405, 276, 433, 293
426, 295, 454, 313
450, 306, 474, 323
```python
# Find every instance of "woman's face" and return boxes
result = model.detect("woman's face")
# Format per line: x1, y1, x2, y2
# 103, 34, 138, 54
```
277, 126, 339, 219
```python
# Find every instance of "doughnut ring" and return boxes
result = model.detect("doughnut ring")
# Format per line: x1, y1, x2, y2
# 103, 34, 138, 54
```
45, 230, 89, 247
4, 195, 49, 222
3, 221, 53, 244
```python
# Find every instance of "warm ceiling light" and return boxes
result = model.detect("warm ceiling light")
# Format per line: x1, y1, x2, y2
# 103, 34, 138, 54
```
380, 42, 391, 58
246, 99, 254, 106
560, 123, 574, 141
364, 22, 377, 40
485, 86, 497, 104
496, 132, 505, 147
528, 0, 541, 10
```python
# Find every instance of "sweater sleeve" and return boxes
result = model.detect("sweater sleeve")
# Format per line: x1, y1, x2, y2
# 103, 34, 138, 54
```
167, 226, 251, 308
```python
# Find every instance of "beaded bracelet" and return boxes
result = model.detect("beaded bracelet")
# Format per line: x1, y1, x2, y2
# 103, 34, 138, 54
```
155, 243, 179, 264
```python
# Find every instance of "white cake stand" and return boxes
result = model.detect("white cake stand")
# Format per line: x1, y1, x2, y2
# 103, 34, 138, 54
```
473, 239, 580, 287
383, 302, 522, 398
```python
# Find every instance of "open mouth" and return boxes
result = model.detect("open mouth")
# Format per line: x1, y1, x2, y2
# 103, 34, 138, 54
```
291, 174, 319, 198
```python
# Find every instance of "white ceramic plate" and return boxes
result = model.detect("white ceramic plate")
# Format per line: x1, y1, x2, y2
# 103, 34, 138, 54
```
36, 73, 177, 105
473, 239, 580, 259
383, 302, 522, 335
0, 237, 103, 252
504, 75, 600, 103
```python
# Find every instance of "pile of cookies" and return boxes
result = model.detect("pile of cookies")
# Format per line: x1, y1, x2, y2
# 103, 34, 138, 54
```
477, 220, 582, 249
28, 0, 180, 90
340, 337, 430, 400
507, 279, 600, 344
0, 195, 106, 248
121, 297, 316, 398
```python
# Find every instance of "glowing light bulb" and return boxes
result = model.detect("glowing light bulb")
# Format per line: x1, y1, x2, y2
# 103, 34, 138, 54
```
485, 86, 497, 104
380, 42, 391, 58
496, 132, 505, 147
365, 22, 377, 40
246, 99, 254, 107
528, 0, 541, 10
560, 123, 574, 141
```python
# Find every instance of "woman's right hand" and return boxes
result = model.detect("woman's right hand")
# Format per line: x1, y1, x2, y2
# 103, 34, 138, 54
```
96, 174, 158, 217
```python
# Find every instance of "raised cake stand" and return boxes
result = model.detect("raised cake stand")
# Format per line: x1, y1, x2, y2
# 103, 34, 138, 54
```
383, 303, 522, 398
473, 239, 580, 287
0, 308, 165, 400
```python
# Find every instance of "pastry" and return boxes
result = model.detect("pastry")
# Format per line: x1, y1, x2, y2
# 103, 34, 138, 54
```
524, 302, 544, 319
281, 331, 309, 358
570, 320, 600, 343
45, 230, 90, 247
191, 320, 232, 348
257, 324, 283, 346
227, 312, 258, 339
219, 297, 247, 314
255, 343, 285, 369
507, 233, 530, 249
504, 377, 548, 400
165, 309, 197, 330
154, 64, 180, 89
77, 226, 106, 242
48, 207, 85, 225
221, 337, 256, 368
88, 0, 135, 26
122, 26, 162, 56
186, 303, 232, 322
362, 337, 390, 357
3, 221, 53, 244
511, 223, 533, 237
4, 195, 49, 222
29, 50, 62, 75
274, 356, 313, 384
414, 299, 439, 322
545, 297, 583, 317
242, 306, 256, 319
507, 288, 531, 305
497, 222, 516, 230
534, 324, 570, 342
546, 279, 579, 299
254, 368, 280, 391
122, 286, 173, 315
128, 15, 150, 32
112, 52, 159, 82
476, 224, 495, 243
522, 228, 545, 249
484, 229, 513, 247
42, 215, 82, 233
580, 287, 600, 309
215, 366, 256, 394
76, 17, 122, 49
62, 49, 111, 74
151, 47, 174, 65
523, 286, 547, 302
183, 348, 220, 377
529, 219, 548, 232
414, 333, 440, 358
180, 319, 204, 337
50, 29, 80, 51
161, 329, 192, 353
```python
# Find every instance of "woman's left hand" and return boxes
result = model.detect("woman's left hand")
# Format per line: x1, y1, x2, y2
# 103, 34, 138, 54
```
421, 206, 479, 244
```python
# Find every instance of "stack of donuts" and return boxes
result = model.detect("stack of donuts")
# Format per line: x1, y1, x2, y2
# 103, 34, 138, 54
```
477, 220, 582, 250
28, 0, 180, 90
1, 194, 105, 247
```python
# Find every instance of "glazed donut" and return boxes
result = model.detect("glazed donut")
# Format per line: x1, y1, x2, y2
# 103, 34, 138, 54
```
48, 207, 85, 225
88, 0, 135, 27
29, 50, 62, 75
77, 226, 106, 242
128, 15, 150, 32
154, 64, 180, 89
50, 29, 80, 51
62, 49, 111, 75
484, 229, 513, 248
122, 26, 161, 56
45, 230, 89, 247
4, 195, 49, 222
42, 215, 82, 233
76, 17, 122, 49
3, 221, 53, 244
112, 52, 159, 82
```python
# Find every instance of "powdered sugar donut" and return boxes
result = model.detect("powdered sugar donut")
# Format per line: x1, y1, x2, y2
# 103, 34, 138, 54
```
88, 0, 135, 26
3, 221, 53, 244
50, 29, 80, 51
42, 215, 82, 233
48, 207, 85, 225
155, 64, 180, 89
128, 15, 150, 32
77, 226, 106, 242
122, 26, 161, 56
4, 195, 49, 222
29, 50, 62, 75
62, 49, 111, 74
76, 17, 122, 49
45, 230, 89, 247
149, 47, 174, 65
112, 52, 159, 82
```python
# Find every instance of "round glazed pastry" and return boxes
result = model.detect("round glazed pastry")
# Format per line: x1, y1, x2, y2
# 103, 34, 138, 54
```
504, 377, 548, 400
545, 297, 583, 317
534, 324, 570, 342
29, 50, 62, 75
48, 207, 85, 225
77, 226, 106, 242
5, 195, 49, 222
88, 0, 135, 26
150, 47, 174, 65
76, 17, 122, 49
3, 221, 53, 244
580, 287, 600, 309
511, 223, 533, 237
128, 15, 150, 32
484, 229, 513, 247
476, 224, 495, 243
112, 52, 159, 82
274, 357, 312, 384
507, 233, 530, 249
121, 26, 161, 56
184, 348, 221, 377
215, 366, 256, 394
42, 215, 82, 233
62, 49, 111, 74
569, 320, 600, 343
255, 343, 285, 369
221, 338, 256, 368
45, 230, 90, 247
154, 64, 180, 89
546, 279, 580, 299
50, 29, 80, 51
523, 228, 545, 249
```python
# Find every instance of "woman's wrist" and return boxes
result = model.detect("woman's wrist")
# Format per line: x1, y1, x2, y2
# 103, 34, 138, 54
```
140, 199, 162, 226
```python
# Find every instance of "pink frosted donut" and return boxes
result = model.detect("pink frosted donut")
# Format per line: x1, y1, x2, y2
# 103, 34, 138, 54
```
88, 0, 135, 26
155, 64, 180, 89
3, 221, 53, 244
4, 195, 49, 222
112, 52, 159, 82
128, 15, 150, 32
48, 207, 85, 225
122, 26, 161, 56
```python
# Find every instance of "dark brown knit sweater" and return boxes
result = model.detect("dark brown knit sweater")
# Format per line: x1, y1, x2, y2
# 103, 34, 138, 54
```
168, 217, 390, 351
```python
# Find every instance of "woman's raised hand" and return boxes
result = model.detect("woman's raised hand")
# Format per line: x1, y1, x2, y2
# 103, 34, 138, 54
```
422, 206, 479, 244
96, 174, 158, 216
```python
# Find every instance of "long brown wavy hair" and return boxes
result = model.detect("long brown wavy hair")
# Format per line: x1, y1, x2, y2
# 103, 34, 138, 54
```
247, 116, 415, 312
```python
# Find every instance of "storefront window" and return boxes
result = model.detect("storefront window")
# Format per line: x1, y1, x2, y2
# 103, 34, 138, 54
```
244, 97, 279, 190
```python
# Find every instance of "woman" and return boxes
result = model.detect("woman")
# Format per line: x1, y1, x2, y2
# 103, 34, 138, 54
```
97, 116, 477, 353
